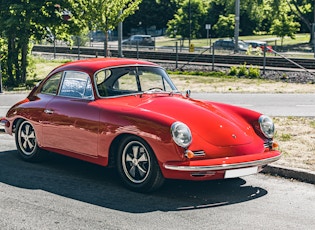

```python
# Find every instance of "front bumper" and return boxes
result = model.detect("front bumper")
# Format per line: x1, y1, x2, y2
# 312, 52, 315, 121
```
162, 151, 281, 180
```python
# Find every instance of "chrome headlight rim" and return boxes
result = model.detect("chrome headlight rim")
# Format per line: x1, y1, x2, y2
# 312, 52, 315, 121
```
259, 115, 274, 138
171, 121, 192, 148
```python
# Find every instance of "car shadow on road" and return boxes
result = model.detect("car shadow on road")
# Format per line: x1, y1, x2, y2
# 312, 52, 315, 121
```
0, 150, 268, 213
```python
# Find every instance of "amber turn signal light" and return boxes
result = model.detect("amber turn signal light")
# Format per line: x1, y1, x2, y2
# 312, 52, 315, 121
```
185, 150, 195, 159
272, 142, 279, 150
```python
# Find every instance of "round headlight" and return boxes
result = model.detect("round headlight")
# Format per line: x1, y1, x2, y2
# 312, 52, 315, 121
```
259, 115, 274, 138
171, 122, 192, 148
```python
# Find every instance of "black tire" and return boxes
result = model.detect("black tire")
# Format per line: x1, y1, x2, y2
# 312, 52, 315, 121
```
116, 135, 165, 193
15, 120, 42, 162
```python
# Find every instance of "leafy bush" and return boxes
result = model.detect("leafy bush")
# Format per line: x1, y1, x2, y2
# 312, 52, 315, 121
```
237, 63, 248, 77
248, 65, 260, 78
228, 64, 260, 78
229, 66, 238, 76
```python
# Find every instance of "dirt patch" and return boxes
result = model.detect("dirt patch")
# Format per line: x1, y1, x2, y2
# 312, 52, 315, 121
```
273, 117, 315, 171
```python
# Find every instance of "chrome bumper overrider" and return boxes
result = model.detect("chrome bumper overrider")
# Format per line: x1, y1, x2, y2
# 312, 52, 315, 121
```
0, 119, 8, 127
164, 155, 281, 172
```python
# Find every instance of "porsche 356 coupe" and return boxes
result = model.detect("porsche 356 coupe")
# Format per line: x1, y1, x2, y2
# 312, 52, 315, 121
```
1, 58, 281, 192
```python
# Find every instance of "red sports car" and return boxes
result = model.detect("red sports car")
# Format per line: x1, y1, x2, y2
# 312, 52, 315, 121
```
0, 58, 281, 192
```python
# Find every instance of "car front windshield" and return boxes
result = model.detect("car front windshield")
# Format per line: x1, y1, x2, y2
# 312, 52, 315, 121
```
95, 66, 178, 97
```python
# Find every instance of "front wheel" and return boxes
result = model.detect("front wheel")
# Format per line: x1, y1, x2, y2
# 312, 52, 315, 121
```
15, 120, 42, 162
116, 136, 165, 192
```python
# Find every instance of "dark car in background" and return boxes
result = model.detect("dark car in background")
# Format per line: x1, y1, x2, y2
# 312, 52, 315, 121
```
214, 39, 249, 52
122, 35, 155, 47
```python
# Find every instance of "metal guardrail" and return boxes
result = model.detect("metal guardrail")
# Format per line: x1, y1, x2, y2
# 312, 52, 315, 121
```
32, 45, 315, 71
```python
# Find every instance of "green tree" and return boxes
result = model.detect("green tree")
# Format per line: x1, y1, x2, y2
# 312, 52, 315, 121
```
285, 0, 314, 42
124, 0, 179, 36
269, 1, 300, 46
0, 0, 81, 87
167, 0, 207, 45
79, 0, 142, 56
270, 14, 300, 46
204, 0, 267, 37
212, 14, 235, 38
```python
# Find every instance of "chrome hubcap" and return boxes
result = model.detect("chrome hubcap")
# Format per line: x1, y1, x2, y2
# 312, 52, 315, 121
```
18, 121, 36, 155
122, 141, 150, 184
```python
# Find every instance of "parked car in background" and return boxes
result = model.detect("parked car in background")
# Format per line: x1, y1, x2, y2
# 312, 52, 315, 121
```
90, 30, 106, 42
214, 39, 249, 52
245, 40, 273, 52
122, 35, 155, 47
0, 58, 281, 192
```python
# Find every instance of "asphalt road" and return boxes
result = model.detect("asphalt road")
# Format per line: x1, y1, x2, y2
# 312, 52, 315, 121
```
0, 93, 315, 117
193, 93, 315, 117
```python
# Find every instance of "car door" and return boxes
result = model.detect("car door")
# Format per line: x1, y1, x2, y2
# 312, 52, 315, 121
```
42, 71, 99, 157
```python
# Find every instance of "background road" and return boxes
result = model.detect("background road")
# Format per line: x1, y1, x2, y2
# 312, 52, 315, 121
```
193, 93, 315, 117
0, 133, 315, 229
1, 93, 314, 117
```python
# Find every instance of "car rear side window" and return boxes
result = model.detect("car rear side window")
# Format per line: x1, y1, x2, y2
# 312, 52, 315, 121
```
41, 72, 62, 95
59, 71, 93, 99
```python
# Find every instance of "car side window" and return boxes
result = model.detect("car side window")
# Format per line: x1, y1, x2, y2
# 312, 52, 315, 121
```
41, 72, 62, 95
59, 71, 93, 99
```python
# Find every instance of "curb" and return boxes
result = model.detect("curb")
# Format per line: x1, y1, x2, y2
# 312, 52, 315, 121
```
262, 164, 315, 184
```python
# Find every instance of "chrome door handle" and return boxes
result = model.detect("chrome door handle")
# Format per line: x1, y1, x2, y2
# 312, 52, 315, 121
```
44, 109, 54, 114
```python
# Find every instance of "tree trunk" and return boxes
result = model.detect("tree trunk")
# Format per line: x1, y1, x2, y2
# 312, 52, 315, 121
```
7, 36, 15, 86
15, 41, 21, 84
21, 39, 29, 84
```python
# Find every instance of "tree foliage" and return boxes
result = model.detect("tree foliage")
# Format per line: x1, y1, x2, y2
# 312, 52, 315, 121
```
212, 14, 235, 38
0, 0, 142, 87
270, 14, 300, 45
77, 0, 142, 56
0, 0, 82, 87
123, 0, 178, 36
167, 0, 207, 42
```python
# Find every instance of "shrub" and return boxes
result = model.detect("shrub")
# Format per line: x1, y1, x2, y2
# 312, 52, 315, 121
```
248, 65, 260, 78
229, 66, 238, 76
228, 64, 260, 79
237, 63, 248, 77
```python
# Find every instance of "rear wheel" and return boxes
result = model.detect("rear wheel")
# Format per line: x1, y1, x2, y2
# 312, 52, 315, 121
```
15, 120, 42, 162
117, 136, 164, 192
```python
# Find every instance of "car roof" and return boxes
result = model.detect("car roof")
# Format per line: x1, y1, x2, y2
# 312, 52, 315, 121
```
49, 58, 158, 75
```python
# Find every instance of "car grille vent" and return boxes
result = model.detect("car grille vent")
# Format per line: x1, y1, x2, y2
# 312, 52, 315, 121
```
193, 150, 206, 156
264, 142, 272, 148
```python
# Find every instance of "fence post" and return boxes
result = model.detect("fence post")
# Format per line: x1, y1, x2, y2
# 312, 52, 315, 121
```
212, 45, 215, 71
176, 42, 178, 69
136, 41, 139, 59
263, 43, 266, 75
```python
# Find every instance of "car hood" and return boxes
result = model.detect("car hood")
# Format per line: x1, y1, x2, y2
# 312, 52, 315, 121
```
129, 94, 255, 146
